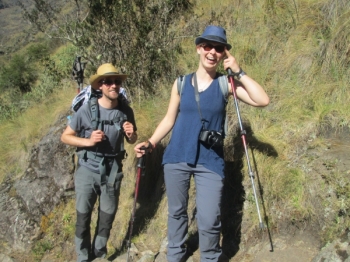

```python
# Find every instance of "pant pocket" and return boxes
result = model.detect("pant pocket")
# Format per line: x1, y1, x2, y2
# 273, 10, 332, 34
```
114, 172, 124, 191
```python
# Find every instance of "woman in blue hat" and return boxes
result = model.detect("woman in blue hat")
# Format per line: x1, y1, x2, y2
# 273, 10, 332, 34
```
135, 25, 269, 261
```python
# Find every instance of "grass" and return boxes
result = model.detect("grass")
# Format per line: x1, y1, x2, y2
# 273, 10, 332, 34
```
32, 240, 54, 261
0, 82, 75, 183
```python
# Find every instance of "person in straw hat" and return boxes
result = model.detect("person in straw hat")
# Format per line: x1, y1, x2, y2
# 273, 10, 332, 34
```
61, 63, 138, 261
134, 25, 269, 261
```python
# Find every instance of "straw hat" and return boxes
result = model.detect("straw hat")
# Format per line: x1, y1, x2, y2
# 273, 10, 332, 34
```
195, 25, 232, 50
89, 63, 128, 89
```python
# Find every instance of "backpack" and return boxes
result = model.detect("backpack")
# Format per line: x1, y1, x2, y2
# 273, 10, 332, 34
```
68, 85, 129, 149
177, 73, 230, 136
71, 85, 129, 113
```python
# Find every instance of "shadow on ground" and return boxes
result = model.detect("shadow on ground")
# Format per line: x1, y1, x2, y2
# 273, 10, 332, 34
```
221, 124, 278, 258
108, 144, 166, 261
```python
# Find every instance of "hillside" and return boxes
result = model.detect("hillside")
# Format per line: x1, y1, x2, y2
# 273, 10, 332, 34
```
0, 0, 31, 55
0, 0, 349, 262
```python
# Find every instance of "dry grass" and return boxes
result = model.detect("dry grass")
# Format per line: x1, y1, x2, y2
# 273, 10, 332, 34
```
0, 82, 76, 183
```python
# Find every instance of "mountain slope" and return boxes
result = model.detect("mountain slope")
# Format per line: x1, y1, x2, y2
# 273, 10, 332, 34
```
0, 0, 349, 261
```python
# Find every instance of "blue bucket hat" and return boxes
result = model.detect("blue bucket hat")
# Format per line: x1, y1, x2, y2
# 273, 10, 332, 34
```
195, 25, 232, 50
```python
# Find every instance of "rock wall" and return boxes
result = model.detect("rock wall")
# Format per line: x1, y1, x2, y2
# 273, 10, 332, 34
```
0, 113, 75, 251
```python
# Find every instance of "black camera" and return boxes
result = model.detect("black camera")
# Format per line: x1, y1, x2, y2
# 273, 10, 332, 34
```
199, 129, 223, 147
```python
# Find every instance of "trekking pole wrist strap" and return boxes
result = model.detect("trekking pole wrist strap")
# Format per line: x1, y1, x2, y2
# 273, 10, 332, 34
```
128, 132, 136, 141
147, 140, 156, 149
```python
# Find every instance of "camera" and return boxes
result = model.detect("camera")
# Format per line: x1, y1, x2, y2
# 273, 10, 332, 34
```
199, 129, 223, 147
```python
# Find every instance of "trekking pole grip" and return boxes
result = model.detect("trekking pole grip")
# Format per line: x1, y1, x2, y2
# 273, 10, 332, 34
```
227, 68, 234, 77
137, 146, 148, 168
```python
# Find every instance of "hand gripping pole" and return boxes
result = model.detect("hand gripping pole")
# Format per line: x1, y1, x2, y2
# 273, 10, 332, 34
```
227, 68, 264, 229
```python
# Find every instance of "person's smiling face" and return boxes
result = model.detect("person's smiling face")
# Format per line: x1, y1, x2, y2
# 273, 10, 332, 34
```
197, 41, 226, 68
99, 77, 122, 101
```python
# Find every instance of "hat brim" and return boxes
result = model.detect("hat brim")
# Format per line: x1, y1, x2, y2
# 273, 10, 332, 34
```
195, 36, 232, 50
90, 73, 128, 89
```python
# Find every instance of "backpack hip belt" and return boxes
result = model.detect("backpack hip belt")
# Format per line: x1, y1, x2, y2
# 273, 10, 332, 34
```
77, 150, 125, 197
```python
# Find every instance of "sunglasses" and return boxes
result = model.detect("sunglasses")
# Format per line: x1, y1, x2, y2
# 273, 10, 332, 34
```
100, 79, 123, 86
200, 43, 225, 53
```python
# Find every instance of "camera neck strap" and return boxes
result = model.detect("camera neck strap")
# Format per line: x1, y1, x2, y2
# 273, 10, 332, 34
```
193, 73, 226, 134
192, 73, 206, 129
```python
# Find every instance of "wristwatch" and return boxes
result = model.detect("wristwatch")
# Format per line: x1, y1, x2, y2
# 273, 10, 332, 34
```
235, 68, 246, 80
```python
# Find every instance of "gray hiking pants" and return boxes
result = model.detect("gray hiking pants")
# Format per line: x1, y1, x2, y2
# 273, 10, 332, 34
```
74, 165, 123, 262
164, 162, 224, 262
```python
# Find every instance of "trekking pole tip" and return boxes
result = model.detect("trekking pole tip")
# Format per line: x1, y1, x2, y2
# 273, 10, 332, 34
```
259, 222, 265, 230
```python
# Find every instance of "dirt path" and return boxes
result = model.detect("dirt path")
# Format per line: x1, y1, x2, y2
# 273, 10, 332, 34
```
249, 232, 319, 262
186, 230, 320, 262
224, 230, 320, 262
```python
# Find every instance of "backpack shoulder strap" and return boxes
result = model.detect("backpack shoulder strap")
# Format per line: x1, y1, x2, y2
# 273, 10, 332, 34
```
218, 74, 229, 102
217, 74, 230, 136
89, 96, 99, 130
113, 109, 128, 152
111, 98, 129, 152
177, 74, 228, 99
177, 75, 186, 98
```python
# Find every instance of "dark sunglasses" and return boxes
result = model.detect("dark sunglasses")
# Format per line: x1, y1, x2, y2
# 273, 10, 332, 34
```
200, 43, 225, 53
100, 79, 123, 86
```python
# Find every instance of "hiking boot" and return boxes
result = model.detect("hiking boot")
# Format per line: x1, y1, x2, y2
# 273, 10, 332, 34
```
179, 248, 193, 262
218, 253, 230, 262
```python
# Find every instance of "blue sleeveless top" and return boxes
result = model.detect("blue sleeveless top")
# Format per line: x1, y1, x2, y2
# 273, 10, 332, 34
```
162, 73, 226, 177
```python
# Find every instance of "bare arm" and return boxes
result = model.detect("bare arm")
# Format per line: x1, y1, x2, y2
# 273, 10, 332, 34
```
223, 49, 270, 107
149, 80, 180, 145
233, 76, 269, 107
134, 79, 180, 156
61, 125, 104, 147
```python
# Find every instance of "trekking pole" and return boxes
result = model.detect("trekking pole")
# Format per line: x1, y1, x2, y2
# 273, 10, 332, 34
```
72, 55, 86, 93
227, 68, 264, 229
127, 146, 149, 261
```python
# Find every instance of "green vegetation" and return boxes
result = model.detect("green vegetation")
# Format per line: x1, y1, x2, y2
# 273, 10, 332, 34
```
0, 0, 349, 260
20, 0, 193, 97
0, 43, 77, 182
32, 240, 53, 260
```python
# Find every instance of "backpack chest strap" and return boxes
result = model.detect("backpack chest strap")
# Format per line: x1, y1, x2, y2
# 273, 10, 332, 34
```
98, 115, 128, 153
99, 114, 127, 130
